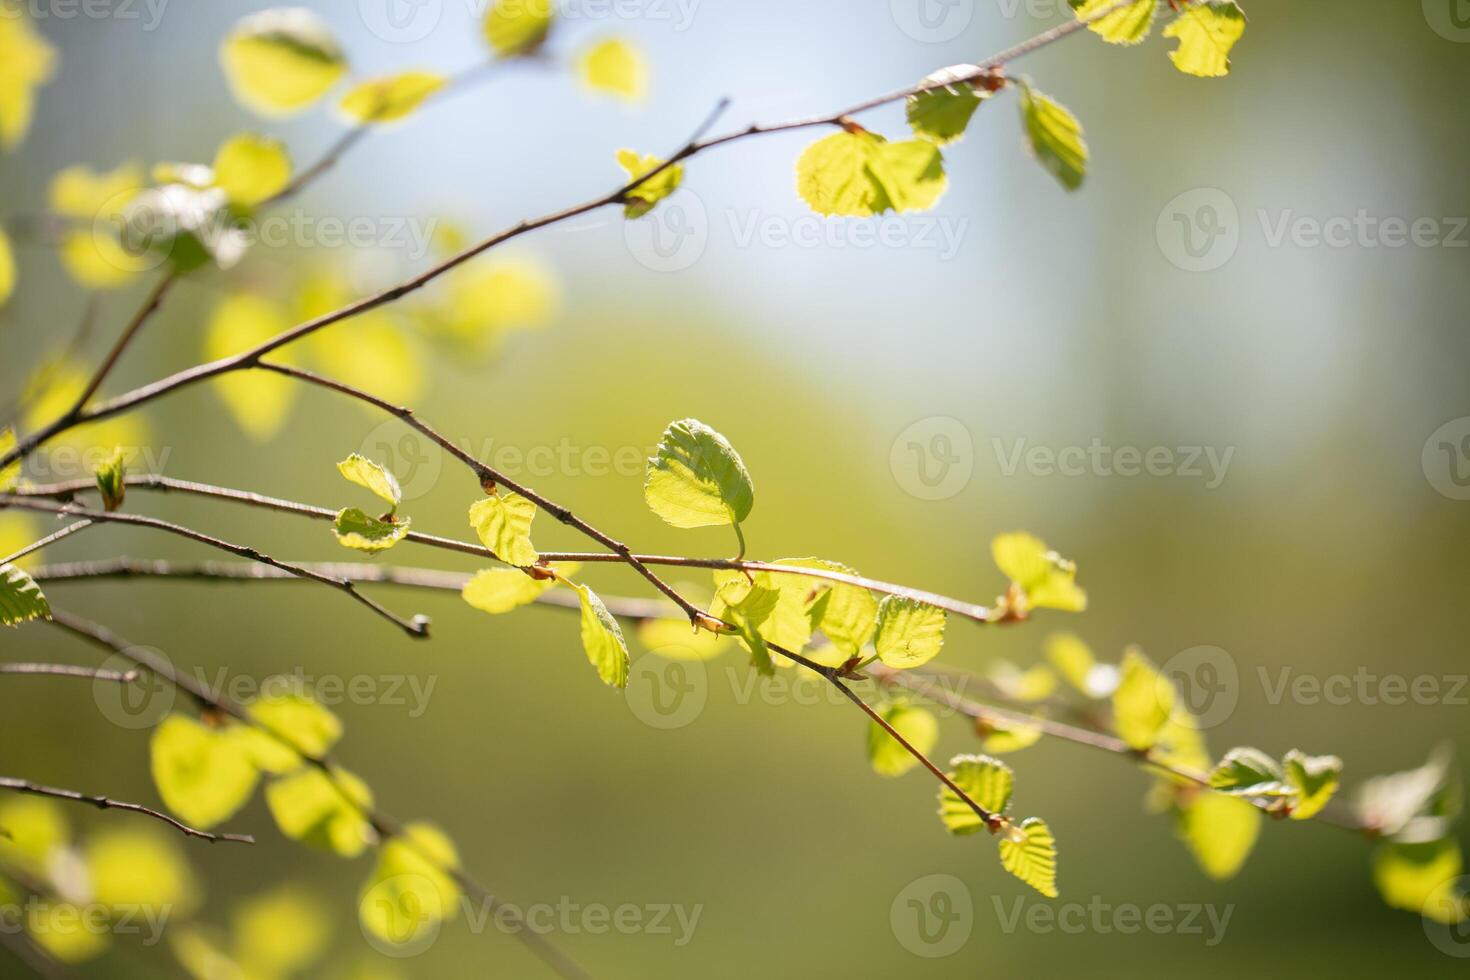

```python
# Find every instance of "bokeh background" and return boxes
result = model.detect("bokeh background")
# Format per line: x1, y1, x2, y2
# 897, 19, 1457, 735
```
3, 0, 1469, 976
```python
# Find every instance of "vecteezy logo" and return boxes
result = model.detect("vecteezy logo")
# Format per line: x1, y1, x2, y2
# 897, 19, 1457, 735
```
359, 873, 444, 958
1422, 417, 1470, 501
625, 654, 707, 730
889, 416, 974, 501
890, 874, 972, 958
623, 191, 709, 273
360, 419, 443, 502
889, 0, 974, 42
1423, 875, 1470, 957
1158, 645, 1238, 730
1156, 188, 1241, 272
92, 650, 174, 730
1423, 0, 1470, 41
359, 0, 443, 43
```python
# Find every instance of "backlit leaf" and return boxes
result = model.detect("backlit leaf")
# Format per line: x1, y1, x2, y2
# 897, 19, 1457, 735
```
150, 715, 259, 829
1071, 0, 1157, 44
645, 418, 754, 529
0, 228, 14, 306
906, 65, 992, 145
1208, 746, 1283, 793
869, 704, 938, 778
1111, 648, 1174, 750
49, 163, 144, 220
637, 616, 728, 661
232, 885, 331, 977
998, 817, 1059, 898
1373, 837, 1465, 921
484, 0, 554, 58
204, 293, 298, 441
212, 132, 292, 207
578, 38, 646, 103
265, 766, 374, 857
1018, 81, 1087, 192
873, 595, 946, 669
0, 562, 50, 627
1045, 632, 1116, 698
359, 823, 461, 949
93, 446, 127, 512
940, 755, 1013, 833
712, 568, 812, 655
468, 492, 538, 567
339, 70, 447, 124
574, 582, 630, 688
1283, 750, 1342, 821
796, 130, 948, 217
991, 531, 1087, 613
461, 567, 555, 615
1175, 791, 1260, 880
337, 453, 402, 508
1164, 1, 1246, 78
248, 684, 343, 758
0, 6, 57, 151
334, 508, 411, 552
221, 8, 348, 116
786, 558, 878, 656
980, 718, 1044, 754
617, 149, 684, 219
86, 824, 198, 912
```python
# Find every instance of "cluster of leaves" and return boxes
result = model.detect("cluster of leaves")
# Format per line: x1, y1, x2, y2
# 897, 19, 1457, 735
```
796, 0, 1247, 214
149, 681, 465, 957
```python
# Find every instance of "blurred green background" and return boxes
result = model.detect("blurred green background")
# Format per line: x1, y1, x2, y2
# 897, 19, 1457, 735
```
3, 0, 1469, 976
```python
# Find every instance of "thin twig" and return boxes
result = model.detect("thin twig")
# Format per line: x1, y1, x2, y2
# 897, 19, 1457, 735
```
0, 521, 93, 566
0, 496, 428, 639
9, 474, 996, 623
0, 777, 254, 844
67, 271, 177, 416
43, 609, 592, 980
0, 6, 1137, 476
0, 662, 139, 683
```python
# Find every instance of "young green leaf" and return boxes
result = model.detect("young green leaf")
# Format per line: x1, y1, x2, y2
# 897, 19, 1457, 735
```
617, 150, 684, 218
92, 446, 127, 512
1045, 632, 1116, 697
574, 582, 630, 688
247, 684, 343, 759
333, 508, 411, 553
1372, 837, 1465, 921
998, 818, 1059, 898
0, 228, 15, 307
205, 293, 299, 441
786, 558, 879, 656
359, 822, 462, 948
906, 65, 992, 146
1175, 791, 1260, 880
645, 418, 754, 529
220, 8, 348, 116
989, 661, 1058, 703
1355, 744, 1458, 840
795, 130, 948, 217
0, 563, 50, 627
468, 492, 538, 567
1071, 0, 1157, 45
1163, 1, 1246, 78
1283, 750, 1342, 821
873, 595, 946, 669
980, 718, 1044, 755
337, 453, 402, 510
1017, 81, 1088, 192
636, 617, 728, 661
462, 567, 563, 615
712, 568, 814, 655
578, 38, 646, 103
1208, 747, 1284, 793
212, 133, 292, 207
264, 766, 374, 857
0, 427, 19, 492
939, 754, 1014, 834
339, 70, 447, 124
150, 715, 260, 829
0, 7, 57, 151
1111, 648, 1174, 751
484, 0, 554, 58
868, 704, 938, 778
991, 531, 1087, 613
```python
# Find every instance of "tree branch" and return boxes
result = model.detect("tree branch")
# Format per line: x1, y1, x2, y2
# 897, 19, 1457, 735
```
0, 662, 139, 683
0, 495, 429, 639
0, 777, 254, 844
0, 520, 93, 566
